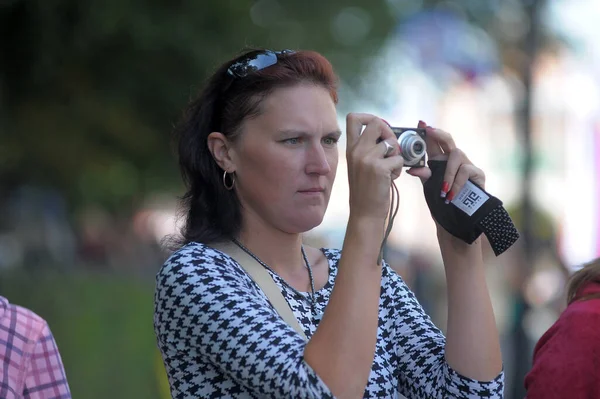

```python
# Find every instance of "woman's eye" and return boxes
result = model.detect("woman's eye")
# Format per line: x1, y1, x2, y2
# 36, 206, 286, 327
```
284, 138, 300, 144
323, 137, 339, 145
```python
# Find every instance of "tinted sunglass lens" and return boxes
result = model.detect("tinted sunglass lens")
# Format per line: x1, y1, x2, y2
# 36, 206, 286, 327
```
228, 51, 278, 77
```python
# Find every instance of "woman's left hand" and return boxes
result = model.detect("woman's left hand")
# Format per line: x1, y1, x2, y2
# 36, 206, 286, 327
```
407, 120, 485, 202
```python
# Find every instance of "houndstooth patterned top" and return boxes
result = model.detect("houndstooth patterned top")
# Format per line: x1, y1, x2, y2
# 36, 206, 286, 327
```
154, 242, 504, 399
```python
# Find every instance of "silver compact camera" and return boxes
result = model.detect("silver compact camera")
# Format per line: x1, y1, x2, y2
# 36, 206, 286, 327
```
391, 127, 427, 167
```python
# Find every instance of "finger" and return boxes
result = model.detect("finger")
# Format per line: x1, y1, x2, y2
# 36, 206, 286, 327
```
346, 113, 380, 152
425, 126, 456, 156
359, 118, 396, 152
382, 138, 400, 158
441, 148, 468, 198
364, 138, 398, 162
445, 164, 486, 204
380, 151, 405, 173
407, 166, 432, 184
418, 120, 443, 158
391, 166, 403, 180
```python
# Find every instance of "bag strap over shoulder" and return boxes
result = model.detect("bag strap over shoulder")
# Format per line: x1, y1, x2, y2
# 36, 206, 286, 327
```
210, 241, 308, 341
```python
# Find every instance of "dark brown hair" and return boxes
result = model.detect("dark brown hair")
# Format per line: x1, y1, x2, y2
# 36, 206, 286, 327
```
171, 48, 338, 247
566, 258, 600, 304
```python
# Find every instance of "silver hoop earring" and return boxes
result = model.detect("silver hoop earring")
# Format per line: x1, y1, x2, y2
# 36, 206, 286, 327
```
223, 170, 235, 190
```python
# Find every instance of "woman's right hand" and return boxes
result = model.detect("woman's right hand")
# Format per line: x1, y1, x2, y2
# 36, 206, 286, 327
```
345, 113, 404, 220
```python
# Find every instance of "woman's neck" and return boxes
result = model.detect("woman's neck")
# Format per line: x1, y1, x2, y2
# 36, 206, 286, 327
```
236, 213, 305, 274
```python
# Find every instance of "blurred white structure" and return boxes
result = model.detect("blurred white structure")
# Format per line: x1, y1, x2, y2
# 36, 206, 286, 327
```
316, 3, 600, 272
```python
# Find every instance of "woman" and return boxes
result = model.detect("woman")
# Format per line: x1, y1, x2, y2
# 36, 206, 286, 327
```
154, 48, 504, 398
524, 258, 600, 398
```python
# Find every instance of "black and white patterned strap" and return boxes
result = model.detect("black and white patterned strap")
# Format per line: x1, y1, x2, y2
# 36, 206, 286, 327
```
478, 206, 520, 256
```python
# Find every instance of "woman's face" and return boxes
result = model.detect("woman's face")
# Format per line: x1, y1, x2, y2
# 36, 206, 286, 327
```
231, 83, 340, 234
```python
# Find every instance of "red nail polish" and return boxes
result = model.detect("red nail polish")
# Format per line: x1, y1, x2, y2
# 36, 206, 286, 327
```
441, 182, 450, 197
445, 190, 455, 204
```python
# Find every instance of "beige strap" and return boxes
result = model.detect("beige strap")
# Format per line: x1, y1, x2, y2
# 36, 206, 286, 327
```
214, 242, 409, 398
210, 241, 308, 341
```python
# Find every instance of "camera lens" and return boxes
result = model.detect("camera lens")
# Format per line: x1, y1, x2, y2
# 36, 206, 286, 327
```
398, 130, 427, 165
413, 142, 424, 154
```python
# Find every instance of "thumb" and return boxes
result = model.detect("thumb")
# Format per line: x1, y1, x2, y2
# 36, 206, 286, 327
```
407, 166, 431, 184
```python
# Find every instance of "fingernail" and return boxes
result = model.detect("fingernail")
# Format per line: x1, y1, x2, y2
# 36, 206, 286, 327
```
419, 120, 426, 125
445, 190, 455, 204
440, 181, 450, 198
382, 118, 391, 127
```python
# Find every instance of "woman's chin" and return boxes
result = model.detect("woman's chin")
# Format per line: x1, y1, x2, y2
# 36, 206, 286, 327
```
285, 213, 325, 234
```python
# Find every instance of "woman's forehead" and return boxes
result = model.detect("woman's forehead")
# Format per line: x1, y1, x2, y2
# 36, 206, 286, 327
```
253, 85, 338, 129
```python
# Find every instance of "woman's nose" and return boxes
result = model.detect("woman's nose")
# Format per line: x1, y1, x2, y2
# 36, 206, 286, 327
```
305, 144, 331, 175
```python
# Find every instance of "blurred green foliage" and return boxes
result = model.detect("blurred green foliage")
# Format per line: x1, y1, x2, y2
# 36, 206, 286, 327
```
0, 270, 166, 399
0, 0, 396, 214
0, 3, 398, 396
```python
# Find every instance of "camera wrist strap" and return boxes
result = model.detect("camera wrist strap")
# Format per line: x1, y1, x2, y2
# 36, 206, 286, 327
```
378, 181, 400, 265
423, 160, 520, 256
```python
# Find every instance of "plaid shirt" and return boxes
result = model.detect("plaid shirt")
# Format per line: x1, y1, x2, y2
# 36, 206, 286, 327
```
0, 296, 71, 399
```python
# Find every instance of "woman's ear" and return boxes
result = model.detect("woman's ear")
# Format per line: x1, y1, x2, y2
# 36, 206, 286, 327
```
207, 132, 236, 172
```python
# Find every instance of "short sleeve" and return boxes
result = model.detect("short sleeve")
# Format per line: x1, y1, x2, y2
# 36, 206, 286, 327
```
23, 323, 71, 399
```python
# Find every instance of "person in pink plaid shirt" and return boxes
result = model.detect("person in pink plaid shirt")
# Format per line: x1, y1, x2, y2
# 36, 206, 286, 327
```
0, 296, 71, 399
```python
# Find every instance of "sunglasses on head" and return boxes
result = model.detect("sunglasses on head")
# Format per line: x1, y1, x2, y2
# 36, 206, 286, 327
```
226, 49, 295, 78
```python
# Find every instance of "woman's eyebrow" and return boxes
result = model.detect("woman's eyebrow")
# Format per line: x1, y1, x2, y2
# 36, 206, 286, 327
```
277, 129, 341, 135
274, 130, 308, 141
275, 129, 342, 138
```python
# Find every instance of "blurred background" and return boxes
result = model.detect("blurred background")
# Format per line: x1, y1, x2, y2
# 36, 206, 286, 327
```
1, 0, 598, 398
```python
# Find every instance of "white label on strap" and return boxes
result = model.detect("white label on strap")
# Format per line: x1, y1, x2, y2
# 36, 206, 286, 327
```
451, 180, 489, 216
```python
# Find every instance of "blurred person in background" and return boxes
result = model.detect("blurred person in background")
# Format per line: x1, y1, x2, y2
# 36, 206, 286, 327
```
524, 257, 600, 398
0, 295, 71, 399
153, 48, 504, 398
